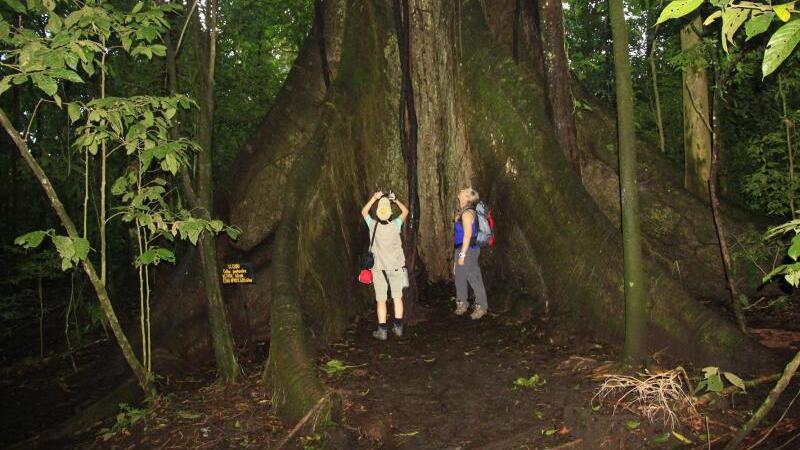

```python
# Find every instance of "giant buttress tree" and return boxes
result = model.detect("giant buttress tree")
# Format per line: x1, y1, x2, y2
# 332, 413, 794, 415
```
144, 0, 777, 422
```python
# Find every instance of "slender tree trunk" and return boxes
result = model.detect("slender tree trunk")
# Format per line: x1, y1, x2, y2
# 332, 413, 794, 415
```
681, 15, 712, 199
608, 0, 646, 365
536, 0, 581, 177
0, 109, 150, 392
779, 74, 796, 219
646, 1, 666, 153
710, 70, 748, 334
194, 0, 240, 382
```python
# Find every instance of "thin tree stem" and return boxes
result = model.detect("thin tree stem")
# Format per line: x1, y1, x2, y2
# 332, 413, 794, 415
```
0, 107, 150, 392
724, 350, 800, 450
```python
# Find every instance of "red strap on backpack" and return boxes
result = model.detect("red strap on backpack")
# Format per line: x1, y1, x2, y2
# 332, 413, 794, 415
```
358, 268, 373, 285
487, 210, 495, 247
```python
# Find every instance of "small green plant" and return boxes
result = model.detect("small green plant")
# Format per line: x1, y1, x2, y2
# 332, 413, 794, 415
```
513, 374, 546, 389
694, 366, 746, 395
299, 432, 321, 450
320, 359, 364, 375
99, 402, 151, 441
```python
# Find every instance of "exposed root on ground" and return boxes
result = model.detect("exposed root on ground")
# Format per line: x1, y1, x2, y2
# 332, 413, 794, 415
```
593, 367, 699, 430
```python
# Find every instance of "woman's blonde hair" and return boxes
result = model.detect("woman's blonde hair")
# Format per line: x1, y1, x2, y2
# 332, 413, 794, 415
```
461, 187, 480, 207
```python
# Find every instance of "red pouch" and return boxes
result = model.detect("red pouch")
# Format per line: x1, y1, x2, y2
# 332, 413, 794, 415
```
358, 269, 373, 285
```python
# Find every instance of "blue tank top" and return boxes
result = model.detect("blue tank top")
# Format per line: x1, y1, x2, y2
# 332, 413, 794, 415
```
454, 215, 478, 248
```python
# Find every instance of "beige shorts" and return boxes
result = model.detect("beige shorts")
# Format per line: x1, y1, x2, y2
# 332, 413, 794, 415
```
372, 268, 404, 302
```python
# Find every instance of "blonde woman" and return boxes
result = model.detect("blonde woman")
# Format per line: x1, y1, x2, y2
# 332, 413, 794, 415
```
361, 191, 409, 340
453, 187, 488, 319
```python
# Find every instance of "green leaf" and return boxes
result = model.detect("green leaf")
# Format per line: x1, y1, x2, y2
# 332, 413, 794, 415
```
704, 10, 723, 26
132, 1, 144, 14
672, 431, 693, 444
541, 428, 557, 436
626, 420, 640, 430
49, 68, 84, 84
225, 227, 241, 240
73, 237, 90, 261
32, 74, 58, 97
656, 0, 704, 25
176, 410, 202, 420
722, 8, 750, 52
67, 102, 81, 123
763, 18, 800, 77
652, 432, 671, 444
209, 220, 224, 232
788, 234, 800, 260
15, 230, 49, 249
111, 175, 129, 196
724, 371, 746, 391
178, 221, 203, 245
0, 19, 10, 40
774, 2, 795, 22
0, 76, 12, 97
52, 235, 75, 270
150, 44, 166, 57
320, 359, 362, 374
45, 12, 61, 33
136, 247, 175, 266
3, 0, 27, 13
746, 12, 775, 41
707, 373, 724, 392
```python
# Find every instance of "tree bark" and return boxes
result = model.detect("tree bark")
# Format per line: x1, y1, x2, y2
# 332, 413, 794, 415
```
681, 15, 712, 200
536, 0, 581, 177
395, 0, 422, 318
608, 0, 647, 364
194, 0, 240, 382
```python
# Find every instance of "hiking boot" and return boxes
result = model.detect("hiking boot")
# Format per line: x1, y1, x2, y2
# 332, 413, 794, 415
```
391, 323, 404, 338
470, 305, 487, 320
454, 302, 468, 316
372, 327, 388, 341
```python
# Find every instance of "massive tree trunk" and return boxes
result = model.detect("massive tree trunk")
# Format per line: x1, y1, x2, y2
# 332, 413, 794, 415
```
142, 0, 777, 423
681, 14, 712, 200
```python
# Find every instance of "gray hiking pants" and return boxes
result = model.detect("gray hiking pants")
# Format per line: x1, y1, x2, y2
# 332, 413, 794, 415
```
454, 248, 488, 309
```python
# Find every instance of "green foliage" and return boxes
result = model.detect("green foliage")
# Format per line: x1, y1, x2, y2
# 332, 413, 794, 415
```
513, 374, 547, 389
99, 402, 151, 441
693, 366, 746, 394
741, 127, 799, 216
658, 0, 800, 77
763, 219, 800, 287
763, 18, 800, 77
15, 229, 90, 270
656, 0, 704, 25
320, 359, 363, 375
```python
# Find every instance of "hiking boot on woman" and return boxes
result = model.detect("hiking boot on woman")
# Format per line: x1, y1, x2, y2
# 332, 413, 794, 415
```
361, 191, 409, 339
453, 187, 488, 320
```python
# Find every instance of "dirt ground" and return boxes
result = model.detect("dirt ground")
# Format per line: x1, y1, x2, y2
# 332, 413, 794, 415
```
4, 290, 800, 449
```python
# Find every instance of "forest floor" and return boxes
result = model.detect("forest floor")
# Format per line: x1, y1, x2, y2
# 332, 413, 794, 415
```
3, 290, 800, 449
